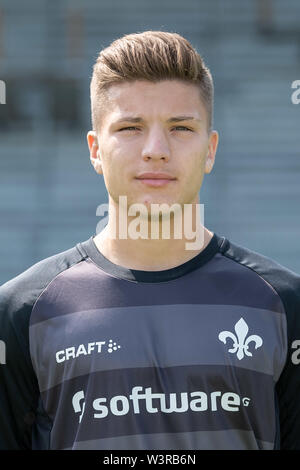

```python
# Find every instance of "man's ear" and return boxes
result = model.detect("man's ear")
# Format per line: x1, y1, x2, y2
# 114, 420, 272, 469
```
204, 130, 219, 174
87, 131, 103, 175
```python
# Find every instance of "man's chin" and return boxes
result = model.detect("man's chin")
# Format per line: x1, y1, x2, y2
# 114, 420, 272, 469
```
111, 193, 187, 214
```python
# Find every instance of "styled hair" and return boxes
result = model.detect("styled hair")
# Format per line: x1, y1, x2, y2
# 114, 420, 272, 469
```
90, 30, 214, 132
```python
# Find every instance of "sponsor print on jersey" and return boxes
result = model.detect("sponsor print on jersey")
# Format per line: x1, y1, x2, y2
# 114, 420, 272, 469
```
42, 364, 275, 448
71, 387, 251, 423
55, 340, 121, 363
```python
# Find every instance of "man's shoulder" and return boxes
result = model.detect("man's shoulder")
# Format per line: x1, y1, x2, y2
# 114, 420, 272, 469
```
0, 240, 86, 317
220, 236, 300, 315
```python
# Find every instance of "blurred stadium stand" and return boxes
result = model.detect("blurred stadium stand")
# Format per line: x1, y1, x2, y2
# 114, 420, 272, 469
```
0, 0, 300, 284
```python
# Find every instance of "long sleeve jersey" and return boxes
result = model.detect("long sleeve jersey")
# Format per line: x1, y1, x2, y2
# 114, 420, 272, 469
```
0, 231, 300, 450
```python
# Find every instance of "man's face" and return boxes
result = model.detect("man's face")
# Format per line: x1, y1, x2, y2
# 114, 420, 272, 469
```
87, 80, 218, 211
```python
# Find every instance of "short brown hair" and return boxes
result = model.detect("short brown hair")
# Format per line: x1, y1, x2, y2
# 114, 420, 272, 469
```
90, 30, 214, 132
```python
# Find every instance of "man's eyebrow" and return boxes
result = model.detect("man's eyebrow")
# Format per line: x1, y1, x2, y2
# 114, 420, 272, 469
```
167, 116, 201, 123
114, 117, 143, 124
114, 116, 201, 124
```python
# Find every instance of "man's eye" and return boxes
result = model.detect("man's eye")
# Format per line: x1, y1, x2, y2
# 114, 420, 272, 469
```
118, 126, 192, 132
172, 126, 192, 131
119, 127, 139, 131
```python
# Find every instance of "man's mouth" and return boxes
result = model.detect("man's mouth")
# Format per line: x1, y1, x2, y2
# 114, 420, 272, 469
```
135, 172, 176, 187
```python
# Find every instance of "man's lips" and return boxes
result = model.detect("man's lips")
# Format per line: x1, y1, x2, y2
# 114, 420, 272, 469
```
135, 172, 176, 180
135, 173, 177, 187
136, 179, 176, 187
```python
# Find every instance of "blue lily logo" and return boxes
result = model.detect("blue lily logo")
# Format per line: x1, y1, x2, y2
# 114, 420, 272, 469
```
218, 317, 263, 360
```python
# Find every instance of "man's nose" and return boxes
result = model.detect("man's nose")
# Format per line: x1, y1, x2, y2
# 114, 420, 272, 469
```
141, 128, 171, 161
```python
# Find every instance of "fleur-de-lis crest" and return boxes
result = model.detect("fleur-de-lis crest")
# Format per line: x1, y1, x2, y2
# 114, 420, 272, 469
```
218, 317, 263, 360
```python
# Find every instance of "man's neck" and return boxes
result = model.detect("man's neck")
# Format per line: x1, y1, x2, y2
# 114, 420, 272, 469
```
93, 222, 214, 271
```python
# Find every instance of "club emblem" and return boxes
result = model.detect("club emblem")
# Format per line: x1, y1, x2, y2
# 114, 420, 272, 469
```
218, 317, 263, 360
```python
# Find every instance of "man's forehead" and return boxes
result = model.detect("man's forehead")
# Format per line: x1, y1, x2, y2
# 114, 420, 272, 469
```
104, 80, 204, 123
106, 79, 200, 100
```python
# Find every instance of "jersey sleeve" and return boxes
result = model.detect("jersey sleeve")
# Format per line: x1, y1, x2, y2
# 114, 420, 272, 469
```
0, 244, 85, 449
275, 271, 300, 449
0, 277, 40, 449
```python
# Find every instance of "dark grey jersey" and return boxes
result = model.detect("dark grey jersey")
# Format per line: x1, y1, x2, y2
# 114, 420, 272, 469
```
1, 232, 300, 450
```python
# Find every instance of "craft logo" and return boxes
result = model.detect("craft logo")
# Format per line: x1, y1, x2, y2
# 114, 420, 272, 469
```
0, 80, 6, 104
0, 340, 6, 364
55, 339, 121, 363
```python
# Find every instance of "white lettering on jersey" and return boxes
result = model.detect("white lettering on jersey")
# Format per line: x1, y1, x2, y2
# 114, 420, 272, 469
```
72, 387, 251, 422
55, 340, 120, 363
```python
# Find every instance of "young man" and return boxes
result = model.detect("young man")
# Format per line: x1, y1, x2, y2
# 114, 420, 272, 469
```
0, 30, 300, 450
